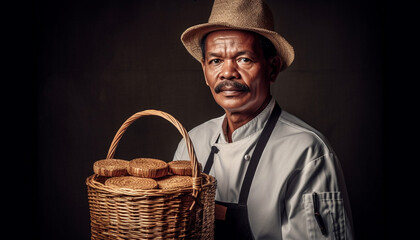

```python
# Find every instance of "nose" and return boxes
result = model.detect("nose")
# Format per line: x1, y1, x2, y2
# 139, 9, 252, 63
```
220, 60, 240, 80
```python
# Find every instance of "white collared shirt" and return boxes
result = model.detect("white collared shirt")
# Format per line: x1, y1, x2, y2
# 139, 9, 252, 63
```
173, 98, 354, 239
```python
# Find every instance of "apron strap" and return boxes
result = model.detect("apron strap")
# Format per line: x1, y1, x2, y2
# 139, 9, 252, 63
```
238, 103, 281, 205
204, 145, 219, 174
203, 103, 282, 205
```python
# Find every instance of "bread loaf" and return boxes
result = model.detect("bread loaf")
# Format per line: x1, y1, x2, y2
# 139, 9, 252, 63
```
93, 159, 129, 177
168, 160, 193, 176
105, 176, 158, 190
157, 175, 193, 189
128, 158, 168, 178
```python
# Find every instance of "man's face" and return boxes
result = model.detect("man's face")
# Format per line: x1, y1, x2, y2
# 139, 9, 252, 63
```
201, 30, 277, 114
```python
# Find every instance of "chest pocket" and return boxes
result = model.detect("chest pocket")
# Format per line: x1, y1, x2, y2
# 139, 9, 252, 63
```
303, 192, 346, 240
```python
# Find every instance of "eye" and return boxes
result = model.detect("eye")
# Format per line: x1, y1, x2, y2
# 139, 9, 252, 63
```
238, 57, 252, 64
209, 59, 222, 65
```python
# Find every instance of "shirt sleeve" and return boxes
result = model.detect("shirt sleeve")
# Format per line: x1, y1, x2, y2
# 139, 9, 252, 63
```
173, 138, 188, 161
281, 153, 354, 240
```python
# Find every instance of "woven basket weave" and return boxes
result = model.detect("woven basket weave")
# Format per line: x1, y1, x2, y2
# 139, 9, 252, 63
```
86, 110, 216, 239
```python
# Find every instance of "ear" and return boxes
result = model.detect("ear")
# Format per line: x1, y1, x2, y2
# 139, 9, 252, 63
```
268, 56, 282, 83
201, 59, 210, 86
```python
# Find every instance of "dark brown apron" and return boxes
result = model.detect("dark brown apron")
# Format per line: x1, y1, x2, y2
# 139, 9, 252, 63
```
203, 103, 281, 240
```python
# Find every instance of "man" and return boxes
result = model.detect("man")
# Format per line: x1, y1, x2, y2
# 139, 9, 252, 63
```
173, 0, 354, 239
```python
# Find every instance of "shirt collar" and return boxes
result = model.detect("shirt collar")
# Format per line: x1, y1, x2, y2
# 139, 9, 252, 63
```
219, 98, 276, 143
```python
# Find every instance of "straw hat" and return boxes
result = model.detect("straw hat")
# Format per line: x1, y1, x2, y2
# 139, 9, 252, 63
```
181, 0, 294, 71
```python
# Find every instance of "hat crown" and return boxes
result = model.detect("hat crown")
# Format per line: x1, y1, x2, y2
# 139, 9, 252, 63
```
208, 0, 274, 31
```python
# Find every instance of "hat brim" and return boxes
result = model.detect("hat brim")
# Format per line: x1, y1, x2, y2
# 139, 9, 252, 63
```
181, 23, 295, 71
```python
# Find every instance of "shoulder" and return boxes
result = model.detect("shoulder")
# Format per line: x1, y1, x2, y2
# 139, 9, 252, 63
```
270, 110, 335, 162
173, 115, 224, 164
188, 115, 224, 142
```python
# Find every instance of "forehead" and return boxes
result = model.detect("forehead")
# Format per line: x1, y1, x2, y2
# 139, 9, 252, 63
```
205, 30, 262, 53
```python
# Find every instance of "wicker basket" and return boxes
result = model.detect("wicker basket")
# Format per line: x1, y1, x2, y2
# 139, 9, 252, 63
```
86, 110, 216, 239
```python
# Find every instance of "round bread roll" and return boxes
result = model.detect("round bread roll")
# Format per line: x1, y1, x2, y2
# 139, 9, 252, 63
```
105, 176, 158, 190
168, 160, 203, 176
93, 159, 129, 177
157, 175, 193, 189
128, 158, 168, 178
168, 160, 192, 176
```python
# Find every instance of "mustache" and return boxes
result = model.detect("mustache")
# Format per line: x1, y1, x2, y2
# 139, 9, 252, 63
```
214, 81, 250, 94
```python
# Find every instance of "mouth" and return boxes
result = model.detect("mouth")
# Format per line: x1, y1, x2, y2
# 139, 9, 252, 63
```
214, 82, 250, 95
218, 87, 246, 97
220, 90, 247, 97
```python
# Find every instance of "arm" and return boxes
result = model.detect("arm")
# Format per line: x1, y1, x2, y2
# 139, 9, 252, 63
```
281, 153, 354, 240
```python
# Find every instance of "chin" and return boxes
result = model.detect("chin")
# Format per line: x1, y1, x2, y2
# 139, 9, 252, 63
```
216, 96, 251, 113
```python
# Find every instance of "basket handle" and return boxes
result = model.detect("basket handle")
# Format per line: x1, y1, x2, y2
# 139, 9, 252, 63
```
106, 109, 201, 208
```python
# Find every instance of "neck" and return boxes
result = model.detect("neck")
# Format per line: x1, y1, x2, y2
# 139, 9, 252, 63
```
223, 96, 272, 143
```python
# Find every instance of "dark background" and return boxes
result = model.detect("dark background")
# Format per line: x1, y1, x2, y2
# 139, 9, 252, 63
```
19, 0, 396, 238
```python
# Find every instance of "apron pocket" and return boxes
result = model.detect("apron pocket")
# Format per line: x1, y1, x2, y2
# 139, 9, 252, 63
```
303, 192, 346, 240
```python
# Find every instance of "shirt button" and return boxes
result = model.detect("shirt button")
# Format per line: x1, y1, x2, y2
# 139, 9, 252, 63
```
244, 154, 251, 161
